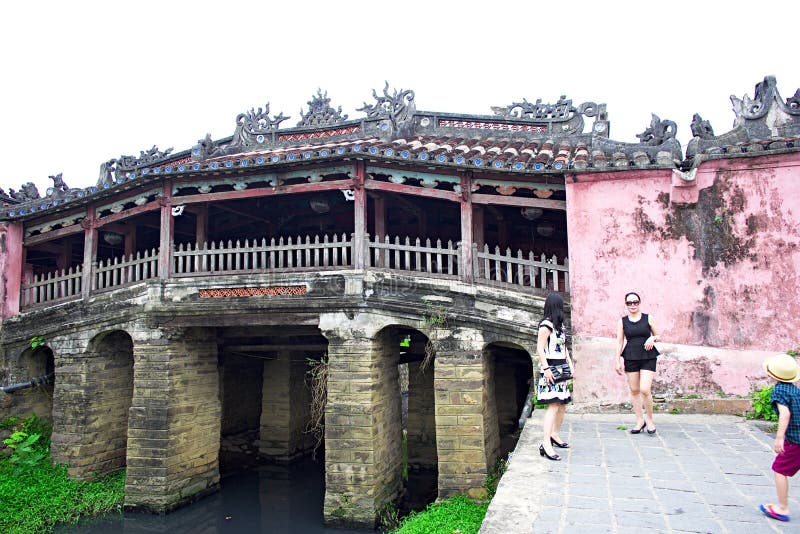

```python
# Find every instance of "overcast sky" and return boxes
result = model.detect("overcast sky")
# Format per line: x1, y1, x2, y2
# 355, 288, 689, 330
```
1, 0, 795, 195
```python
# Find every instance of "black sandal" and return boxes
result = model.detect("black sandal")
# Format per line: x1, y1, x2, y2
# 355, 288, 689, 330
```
630, 421, 646, 434
539, 444, 561, 461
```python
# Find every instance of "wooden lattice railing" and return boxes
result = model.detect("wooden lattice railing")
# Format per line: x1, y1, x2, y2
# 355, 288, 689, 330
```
172, 234, 353, 276
20, 233, 568, 308
368, 235, 461, 277
94, 249, 159, 292
21, 266, 83, 308
474, 244, 569, 292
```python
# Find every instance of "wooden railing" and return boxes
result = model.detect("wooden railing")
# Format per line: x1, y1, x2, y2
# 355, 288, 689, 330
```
94, 249, 159, 292
20, 234, 569, 309
474, 245, 569, 292
21, 266, 83, 308
173, 234, 353, 276
368, 235, 460, 277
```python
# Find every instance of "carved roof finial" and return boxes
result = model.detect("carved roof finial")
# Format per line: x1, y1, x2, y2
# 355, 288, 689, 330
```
636, 114, 677, 146
297, 89, 348, 127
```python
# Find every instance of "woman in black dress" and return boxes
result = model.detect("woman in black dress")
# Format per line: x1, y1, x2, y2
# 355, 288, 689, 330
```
537, 293, 573, 461
615, 292, 660, 434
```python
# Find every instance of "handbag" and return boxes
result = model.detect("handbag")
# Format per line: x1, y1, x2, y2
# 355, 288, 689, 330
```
549, 363, 572, 383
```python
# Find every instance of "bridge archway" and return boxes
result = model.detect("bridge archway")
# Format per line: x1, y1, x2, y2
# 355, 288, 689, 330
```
377, 324, 438, 513
484, 342, 533, 459
9, 344, 55, 426
85, 330, 134, 475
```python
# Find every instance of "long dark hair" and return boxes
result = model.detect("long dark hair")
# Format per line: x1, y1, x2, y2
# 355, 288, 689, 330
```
542, 293, 564, 332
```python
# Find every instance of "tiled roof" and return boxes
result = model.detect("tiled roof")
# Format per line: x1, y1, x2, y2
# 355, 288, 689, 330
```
3, 77, 799, 221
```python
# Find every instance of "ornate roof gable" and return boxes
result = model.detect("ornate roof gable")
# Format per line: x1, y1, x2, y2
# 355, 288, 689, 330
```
688, 76, 800, 158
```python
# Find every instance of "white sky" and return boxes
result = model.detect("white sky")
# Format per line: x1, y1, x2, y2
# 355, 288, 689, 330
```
0, 0, 796, 195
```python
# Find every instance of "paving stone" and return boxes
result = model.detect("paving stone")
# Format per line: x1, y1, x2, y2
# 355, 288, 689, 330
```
666, 513, 724, 533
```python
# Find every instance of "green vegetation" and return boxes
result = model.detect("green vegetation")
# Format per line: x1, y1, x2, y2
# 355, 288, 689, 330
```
391, 495, 489, 534
29, 336, 46, 350
390, 458, 503, 533
669, 408, 682, 415
747, 384, 778, 422
0, 415, 125, 534
617, 425, 628, 430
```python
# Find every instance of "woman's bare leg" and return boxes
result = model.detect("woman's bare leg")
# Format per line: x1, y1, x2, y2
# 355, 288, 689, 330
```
542, 403, 560, 455
552, 403, 567, 443
626, 371, 644, 426
640, 370, 656, 429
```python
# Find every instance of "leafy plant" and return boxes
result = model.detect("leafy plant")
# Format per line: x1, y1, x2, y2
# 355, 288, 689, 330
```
749, 384, 778, 422
379, 501, 402, 531
617, 425, 628, 430
484, 457, 507, 499
29, 336, 46, 350
0, 416, 19, 430
3, 431, 47, 474
669, 408, 682, 415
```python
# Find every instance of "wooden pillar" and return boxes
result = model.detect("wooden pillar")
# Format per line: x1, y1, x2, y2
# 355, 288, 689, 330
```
373, 194, 386, 241
473, 205, 485, 249
158, 179, 173, 279
0, 221, 24, 319
353, 161, 368, 269
123, 228, 136, 259
56, 237, 72, 270
195, 204, 209, 245
81, 206, 98, 298
459, 174, 474, 283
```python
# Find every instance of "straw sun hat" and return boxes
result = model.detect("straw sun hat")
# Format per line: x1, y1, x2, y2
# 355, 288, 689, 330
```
764, 353, 800, 383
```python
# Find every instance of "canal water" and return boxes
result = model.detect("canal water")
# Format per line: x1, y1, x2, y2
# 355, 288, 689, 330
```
56, 459, 374, 534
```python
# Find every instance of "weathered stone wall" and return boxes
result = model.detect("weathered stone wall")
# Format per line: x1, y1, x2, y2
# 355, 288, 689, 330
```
434, 327, 497, 498
0, 345, 54, 428
50, 329, 133, 478
125, 326, 221, 512
566, 153, 800, 403
406, 361, 437, 471
320, 313, 405, 529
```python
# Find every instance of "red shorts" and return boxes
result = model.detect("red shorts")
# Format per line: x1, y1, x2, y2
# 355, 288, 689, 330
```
773, 439, 800, 477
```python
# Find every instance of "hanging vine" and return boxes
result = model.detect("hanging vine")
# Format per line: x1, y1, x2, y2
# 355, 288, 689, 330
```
304, 354, 329, 458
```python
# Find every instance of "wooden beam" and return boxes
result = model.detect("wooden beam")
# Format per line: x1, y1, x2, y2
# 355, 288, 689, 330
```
95, 200, 161, 228
363, 180, 460, 202
373, 194, 386, 242
24, 224, 83, 246
175, 179, 353, 205
471, 194, 566, 211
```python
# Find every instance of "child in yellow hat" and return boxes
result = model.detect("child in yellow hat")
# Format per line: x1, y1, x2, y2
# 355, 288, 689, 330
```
760, 353, 800, 522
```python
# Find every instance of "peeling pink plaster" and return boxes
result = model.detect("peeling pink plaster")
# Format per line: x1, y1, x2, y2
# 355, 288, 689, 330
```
0, 222, 23, 320
566, 153, 800, 401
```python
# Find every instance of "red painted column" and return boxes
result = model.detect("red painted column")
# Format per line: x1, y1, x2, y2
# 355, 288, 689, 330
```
460, 174, 474, 283
158, 179, 174, 278
0, 221, 24, 320
81, 206, 98, 298
195, 204, 209, 246
353, 161, 368, 269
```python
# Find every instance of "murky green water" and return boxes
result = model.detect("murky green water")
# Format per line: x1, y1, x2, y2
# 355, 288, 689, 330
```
56, 460, 372, 534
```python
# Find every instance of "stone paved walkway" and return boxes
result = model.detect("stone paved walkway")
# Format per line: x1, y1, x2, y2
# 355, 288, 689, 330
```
480, 413, 800, 533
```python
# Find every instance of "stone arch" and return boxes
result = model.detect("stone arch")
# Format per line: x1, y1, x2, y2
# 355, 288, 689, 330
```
483, 341, 533, 458
5, 344, 55, 425
376, 323, 438, 513
84, 329, 134, 475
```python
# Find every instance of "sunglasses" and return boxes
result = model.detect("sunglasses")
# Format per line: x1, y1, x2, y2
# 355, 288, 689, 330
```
625, 300, 640, 305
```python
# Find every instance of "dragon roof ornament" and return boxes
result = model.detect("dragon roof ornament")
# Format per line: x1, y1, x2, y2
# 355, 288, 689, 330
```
357, 82, 416, 135
297, 89, 348, 127
491, 96, 607, 136
688, 76, 800, 158
231, 103, 291, 148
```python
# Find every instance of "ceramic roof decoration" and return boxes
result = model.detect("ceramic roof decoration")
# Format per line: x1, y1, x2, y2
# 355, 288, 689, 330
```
2, 77, 799, 222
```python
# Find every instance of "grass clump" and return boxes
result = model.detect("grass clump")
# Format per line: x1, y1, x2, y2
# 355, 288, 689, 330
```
0, 415, 126, 534
391, 495, 488, 534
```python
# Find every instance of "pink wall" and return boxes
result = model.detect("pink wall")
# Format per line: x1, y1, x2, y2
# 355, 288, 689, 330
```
0, 222, 23, 321
566, 153, 800, 402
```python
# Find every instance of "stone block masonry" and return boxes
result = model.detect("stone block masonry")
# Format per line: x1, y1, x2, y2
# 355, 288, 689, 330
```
125, 326, 221, 512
